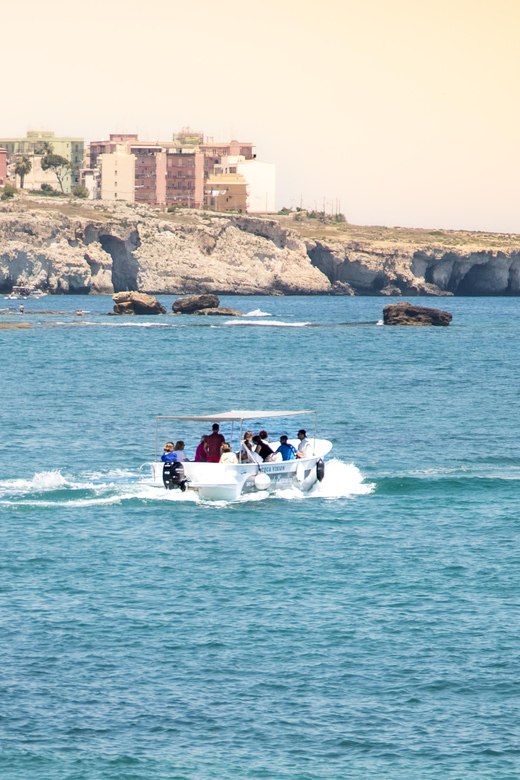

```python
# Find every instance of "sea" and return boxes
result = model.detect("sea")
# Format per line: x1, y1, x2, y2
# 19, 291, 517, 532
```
0, 294, 519, 780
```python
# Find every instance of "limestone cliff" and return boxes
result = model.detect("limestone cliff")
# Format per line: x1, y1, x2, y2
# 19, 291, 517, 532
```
1, 197, 520, 296
0, 198, 330, 295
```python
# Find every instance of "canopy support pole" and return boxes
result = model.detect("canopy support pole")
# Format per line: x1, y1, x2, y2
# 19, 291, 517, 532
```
155, 417, 159, 462
313, 412, 317, 455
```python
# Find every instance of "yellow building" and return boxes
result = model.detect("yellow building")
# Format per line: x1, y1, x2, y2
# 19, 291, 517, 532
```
205, 173, 248, 213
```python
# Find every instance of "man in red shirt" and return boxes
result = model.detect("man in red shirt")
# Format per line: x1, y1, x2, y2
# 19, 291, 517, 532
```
205, 423, 225, 462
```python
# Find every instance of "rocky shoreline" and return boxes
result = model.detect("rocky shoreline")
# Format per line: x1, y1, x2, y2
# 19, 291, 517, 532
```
1, 197, 520, 297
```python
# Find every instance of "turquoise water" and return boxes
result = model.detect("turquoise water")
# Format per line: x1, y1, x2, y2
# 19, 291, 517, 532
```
1, 295, 519, 779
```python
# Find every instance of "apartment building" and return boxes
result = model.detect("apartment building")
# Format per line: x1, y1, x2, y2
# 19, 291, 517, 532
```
84, 130, 267, 210
166, 148, 204, 208
100, 152, 135, 201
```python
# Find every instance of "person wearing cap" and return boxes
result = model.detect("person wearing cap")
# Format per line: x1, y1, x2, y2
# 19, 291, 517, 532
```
296, 429, 311, 459
205, 423, 225, 463
277, 435, 297, 461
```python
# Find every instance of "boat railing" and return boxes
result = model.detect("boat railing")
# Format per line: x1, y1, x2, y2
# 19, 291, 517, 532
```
138, 462, 155, 481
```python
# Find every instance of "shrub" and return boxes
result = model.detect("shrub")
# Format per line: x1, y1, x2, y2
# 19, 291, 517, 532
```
41, 183, 54, 192
72, 184, 89, 199
167, 205, 178, 213
278, 207, 292, 215
1, 184, 17, 200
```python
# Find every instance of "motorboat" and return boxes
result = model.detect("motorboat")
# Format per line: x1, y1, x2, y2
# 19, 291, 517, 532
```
138, 410, 332, 501
4, 286, 47, 300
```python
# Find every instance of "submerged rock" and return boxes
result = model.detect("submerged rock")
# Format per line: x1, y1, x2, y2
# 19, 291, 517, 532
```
173, 294, 220, 313
0, 322, 31, 329
383, 301, 452, 326
112, 291, 166, 315
192, 307, 244, 316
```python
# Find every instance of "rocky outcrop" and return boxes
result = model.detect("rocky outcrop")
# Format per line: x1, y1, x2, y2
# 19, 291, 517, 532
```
112, 291, 166, 315
173, 294, 220, 313
383, 301, 453, 326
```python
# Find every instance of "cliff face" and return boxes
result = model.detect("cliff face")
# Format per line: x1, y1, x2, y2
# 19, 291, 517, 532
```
0, 200, 330, 295
307, 238, 520, 296
1, 198, 520, 296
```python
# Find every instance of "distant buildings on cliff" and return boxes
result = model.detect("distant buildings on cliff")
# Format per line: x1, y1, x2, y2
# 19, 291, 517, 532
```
0, 128, 276, 214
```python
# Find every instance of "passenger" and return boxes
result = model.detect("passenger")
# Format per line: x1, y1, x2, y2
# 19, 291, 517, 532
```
219, 443, 238, 464
253, 435, 274, 462
174, 441, 189, 462
161, 442, 178, 462
194, 435, 208, 462
242, 436, 263, 464
206, 423, 225, 463
259, 430, 270, 446
296, 429, 312, 459
277, 435, 297, 461
240, 431, 254, 462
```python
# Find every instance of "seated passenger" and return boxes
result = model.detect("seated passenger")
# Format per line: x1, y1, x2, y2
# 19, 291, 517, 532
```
161, 442, 178, 462
277, 435, 297, 461
259, 430, 270, 446
194, 435, 208, 462
253, 435, 274, 462
174, 441, 189, 462
242, 436, 263, 464
240, 431, 254, 462
219, 443, 238, 464
296, 429, 312, 459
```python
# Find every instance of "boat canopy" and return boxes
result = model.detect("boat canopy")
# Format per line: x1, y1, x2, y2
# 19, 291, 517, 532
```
153, 410, 318, 460
156, 410, 315, 422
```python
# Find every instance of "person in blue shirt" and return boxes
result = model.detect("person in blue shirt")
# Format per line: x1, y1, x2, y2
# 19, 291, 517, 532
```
161, 442, 178, 462
277, 435, 297, 461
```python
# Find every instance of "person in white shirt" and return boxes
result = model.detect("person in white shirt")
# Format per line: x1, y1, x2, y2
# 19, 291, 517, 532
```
296, 429, 312, 459
174, 441, 189, 462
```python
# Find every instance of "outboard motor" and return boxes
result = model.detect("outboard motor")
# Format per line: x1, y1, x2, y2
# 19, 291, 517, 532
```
163, 460, 188, 491
316, 459, 325, 482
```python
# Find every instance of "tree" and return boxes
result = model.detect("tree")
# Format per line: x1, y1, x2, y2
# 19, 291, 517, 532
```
41, 149, 71, 193
1, 184, 17, 200
72, 184, 89, 199
14, 155, 32, 189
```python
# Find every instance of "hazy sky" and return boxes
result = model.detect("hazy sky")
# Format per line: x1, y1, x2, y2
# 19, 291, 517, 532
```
3, 0, 519, 232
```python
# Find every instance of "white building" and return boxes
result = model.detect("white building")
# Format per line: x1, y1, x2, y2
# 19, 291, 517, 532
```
214, 155, 276, 213
100, 151, 135, 202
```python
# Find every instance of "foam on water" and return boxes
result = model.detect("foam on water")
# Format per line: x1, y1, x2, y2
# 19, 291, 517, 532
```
243, 309, 272, 317
0, 460, 371, 508
225, 319, 311, 327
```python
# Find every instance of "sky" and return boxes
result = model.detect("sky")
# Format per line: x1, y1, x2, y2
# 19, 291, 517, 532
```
2, 0, 519, 232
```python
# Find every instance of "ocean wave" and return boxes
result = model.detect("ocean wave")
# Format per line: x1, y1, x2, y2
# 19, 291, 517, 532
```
243, 309, 272, 317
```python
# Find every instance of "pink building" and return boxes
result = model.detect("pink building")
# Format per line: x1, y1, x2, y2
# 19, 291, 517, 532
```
166, 149, 204, 208
0, 148, 7, 186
